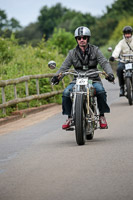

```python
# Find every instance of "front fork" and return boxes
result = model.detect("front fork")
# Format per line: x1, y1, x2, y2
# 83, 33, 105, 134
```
87, 87, 99, 129
87, 87, 89, 115
87, 88, 95, 119
124, 70, 133, 95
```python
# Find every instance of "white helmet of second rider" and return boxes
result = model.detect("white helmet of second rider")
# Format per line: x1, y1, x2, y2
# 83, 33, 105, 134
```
122, 26, 133, 42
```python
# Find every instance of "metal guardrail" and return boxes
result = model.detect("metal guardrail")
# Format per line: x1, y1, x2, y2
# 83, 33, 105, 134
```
0, 73, 71, 115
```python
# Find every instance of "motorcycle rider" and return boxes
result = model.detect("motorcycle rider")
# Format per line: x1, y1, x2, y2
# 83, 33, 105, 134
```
51, 26, 115, 129
109, 26, 133, 96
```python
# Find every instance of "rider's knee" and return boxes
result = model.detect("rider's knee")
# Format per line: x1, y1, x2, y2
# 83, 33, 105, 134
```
117, 66, 123, 73
94, 84, 106, 94
63, 88, 70, 97
117, 63, 125, 72
97, 90, 106, 97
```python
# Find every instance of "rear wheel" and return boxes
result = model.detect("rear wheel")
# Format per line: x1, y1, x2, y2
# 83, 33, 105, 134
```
75, 94, 86, 145
126, 77, 133, 105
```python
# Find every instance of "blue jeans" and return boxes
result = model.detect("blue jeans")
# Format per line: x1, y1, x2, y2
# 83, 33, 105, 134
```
117, 62, 125, 86
62, 82, 110, 116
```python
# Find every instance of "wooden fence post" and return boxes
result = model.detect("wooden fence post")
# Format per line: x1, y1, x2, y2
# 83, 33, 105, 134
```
25, 81, 29, 108
36, 79, 40, 95
1, 87, 6, 115
14, 84, 17, 99
14, 83, 18, 110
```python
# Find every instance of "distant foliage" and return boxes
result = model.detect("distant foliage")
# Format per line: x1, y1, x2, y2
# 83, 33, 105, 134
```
0, 35, 66, 116
109, 16, 133, 43
0, 9, 21, 33
0, 36, 14, 64
38, 3, 68, 39
47, 28, 76, 55
1, 0, 133, 47
0, 36, 65, 80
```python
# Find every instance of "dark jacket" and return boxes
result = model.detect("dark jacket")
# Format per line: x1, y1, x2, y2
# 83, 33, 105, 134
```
56, 44, 113, 82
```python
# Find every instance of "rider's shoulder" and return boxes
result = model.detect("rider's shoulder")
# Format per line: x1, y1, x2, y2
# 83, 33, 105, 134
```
114, 39, 125, 47
68, 47, 77, 56
89, 44, 99, 50
89, 44, 98, 48
68, 47, 76, 53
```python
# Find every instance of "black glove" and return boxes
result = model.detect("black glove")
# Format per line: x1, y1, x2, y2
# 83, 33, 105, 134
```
109, 56, 115, 62
106, 74, 115, 82
51, 76, 59, 85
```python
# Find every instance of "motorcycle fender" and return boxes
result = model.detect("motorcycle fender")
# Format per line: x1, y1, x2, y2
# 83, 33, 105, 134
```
125, 70, 132, 78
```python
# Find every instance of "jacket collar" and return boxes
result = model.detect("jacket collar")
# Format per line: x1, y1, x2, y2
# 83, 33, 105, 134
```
75, 44, 91, 65
76, 44, 90, 54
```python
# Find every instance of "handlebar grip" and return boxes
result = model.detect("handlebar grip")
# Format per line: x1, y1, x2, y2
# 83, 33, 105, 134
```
102, 71, 108, 78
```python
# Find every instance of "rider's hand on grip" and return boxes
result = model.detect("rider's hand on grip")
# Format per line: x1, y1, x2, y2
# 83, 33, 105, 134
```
109, 56, 115, 62
106, 74, 115, 82
51, 76, 59, 85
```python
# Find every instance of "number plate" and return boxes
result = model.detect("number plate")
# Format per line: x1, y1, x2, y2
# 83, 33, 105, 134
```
76, 78, 88, 85
125, 63, 133, 70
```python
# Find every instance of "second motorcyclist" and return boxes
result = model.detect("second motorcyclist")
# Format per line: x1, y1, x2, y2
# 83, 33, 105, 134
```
109, 26, 133, 96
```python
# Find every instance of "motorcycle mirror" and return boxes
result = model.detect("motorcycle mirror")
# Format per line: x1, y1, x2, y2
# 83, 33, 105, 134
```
48, 60, 56, 69
108, 47, 112, 52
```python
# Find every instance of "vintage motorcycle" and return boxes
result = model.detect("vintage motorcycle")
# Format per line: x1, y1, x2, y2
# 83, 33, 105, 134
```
48, 61, 108, 145
120, 54, 133, 105
108, 48, 133, 105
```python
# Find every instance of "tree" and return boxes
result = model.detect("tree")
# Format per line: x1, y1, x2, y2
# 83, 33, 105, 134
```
47, 28, 76, 55
16, 22, 42, 46
90, 0, 133, 46
59, 11, 96, 34
0, 9, 22, 38
0, 9, 8, 29
105, 0, 133, 17
38, 3, 68, 39
8, 18, 22, 31
109, 16, 133, 43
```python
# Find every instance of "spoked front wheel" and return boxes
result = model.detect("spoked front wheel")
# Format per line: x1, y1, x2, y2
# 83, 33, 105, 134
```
75, 93, 87, 145
126, 77, 133, 105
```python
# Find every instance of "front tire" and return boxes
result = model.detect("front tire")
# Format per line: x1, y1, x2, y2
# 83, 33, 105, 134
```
126, 77, 133, 105
75, 94, 86, 145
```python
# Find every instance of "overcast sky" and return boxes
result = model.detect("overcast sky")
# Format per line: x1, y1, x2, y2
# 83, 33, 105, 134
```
0, 0, 115, 27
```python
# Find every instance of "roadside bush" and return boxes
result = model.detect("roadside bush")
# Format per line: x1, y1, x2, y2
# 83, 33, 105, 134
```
0, 37, 14, 64
0, 35, 67, 117
47, 28, 76, 55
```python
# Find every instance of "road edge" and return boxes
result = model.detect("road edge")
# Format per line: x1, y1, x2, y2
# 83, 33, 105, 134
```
0, 103, 60, 126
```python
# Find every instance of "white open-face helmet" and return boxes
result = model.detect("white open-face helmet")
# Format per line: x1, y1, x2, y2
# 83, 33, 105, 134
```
122, 26, 133, 41
74, 26, 91, 38
123, 26, 133, 35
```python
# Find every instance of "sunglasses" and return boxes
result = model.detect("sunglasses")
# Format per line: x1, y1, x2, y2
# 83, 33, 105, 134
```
77, 36, 87, 40
124, 32, 132, 34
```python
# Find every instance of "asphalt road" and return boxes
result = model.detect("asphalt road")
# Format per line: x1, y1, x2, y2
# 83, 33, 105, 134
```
0, 79, 133, 200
